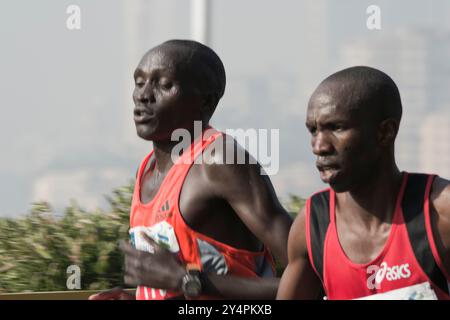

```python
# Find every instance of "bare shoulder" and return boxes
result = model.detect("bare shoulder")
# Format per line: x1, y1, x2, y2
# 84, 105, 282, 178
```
288, 206, 308, 260
199, 134, 269, 194
430, 176, 450, 268
430, 176, 450, 220
189, 133, 291, 262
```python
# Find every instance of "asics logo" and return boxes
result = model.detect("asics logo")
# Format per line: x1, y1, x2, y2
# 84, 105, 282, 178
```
367, 262, 411, 289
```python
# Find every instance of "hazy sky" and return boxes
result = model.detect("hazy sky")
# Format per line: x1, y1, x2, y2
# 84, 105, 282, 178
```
1, 0, 449, 217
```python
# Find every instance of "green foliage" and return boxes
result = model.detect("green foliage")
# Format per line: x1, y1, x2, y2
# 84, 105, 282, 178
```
0, 181, 305, 293
284, 194, 306, 218
0, 182, 134, 293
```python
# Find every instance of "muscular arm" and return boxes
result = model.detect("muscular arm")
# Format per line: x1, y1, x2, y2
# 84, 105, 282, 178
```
202, 142, 292, 266
191, 141, 292, 299
276, 207, 322, 299
123, 138, 293, 299
430, 176, 450, 276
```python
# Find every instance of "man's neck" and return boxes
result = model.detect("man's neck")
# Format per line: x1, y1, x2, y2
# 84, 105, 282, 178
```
151, 122, 209, 174
335, 162, 403, 228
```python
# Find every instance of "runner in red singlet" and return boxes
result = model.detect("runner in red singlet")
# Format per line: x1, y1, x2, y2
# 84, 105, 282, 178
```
90, 40, 292, 300
277, 66, 450, 300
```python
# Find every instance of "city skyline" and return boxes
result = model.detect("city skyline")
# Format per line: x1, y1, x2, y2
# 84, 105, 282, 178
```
1, 0, 450, 217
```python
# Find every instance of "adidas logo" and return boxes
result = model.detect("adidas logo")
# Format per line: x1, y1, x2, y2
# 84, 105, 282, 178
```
155, 200, 172, 221
158, 200, 170, 213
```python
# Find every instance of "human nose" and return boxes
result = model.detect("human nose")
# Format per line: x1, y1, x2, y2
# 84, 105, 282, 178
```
312, 131, 334, 156
134, 82, 155, 105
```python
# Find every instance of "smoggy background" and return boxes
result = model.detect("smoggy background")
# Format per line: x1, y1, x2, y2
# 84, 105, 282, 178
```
1, 0, 450, 217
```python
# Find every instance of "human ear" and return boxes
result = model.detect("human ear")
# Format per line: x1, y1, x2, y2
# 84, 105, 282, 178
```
201, 93, 217, 117
378, 118, 399, 146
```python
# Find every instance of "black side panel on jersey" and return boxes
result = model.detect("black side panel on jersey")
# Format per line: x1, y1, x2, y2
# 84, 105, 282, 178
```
402, 173, 449, 295
309, 191, 331, 283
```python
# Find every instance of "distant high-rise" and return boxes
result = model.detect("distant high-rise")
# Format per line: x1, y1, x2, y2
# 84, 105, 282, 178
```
121, 0, 190, 148
420, 107, 450, 177
298, 0, 330, 101
338, 28, 450, 173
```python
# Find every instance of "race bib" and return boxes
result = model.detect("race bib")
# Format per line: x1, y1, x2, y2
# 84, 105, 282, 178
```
355, 282, 438, 300
130, 221, 180, 253
129, 221, 181, 300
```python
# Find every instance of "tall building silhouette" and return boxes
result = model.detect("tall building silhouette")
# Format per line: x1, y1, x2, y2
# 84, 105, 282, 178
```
420, 107, 450, 177
339, 28, 450, 173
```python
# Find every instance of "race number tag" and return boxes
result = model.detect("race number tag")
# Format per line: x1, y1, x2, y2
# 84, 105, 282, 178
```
129, 221, 180, 253
129, 221, 181, 300
355, 282, 438, 300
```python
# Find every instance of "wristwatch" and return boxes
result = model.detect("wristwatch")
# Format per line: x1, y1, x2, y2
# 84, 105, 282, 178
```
181, 264, 202, 299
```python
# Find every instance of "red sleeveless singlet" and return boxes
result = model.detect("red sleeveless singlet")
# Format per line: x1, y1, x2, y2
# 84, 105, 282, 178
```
129, 127, 275, 300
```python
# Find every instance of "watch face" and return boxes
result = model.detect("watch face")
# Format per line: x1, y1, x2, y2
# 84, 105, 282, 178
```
185, 282, 201, 295
182, 274, 202, 298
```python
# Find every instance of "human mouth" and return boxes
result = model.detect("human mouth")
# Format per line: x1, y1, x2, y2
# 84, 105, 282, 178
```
316, 162, 340, 183
319, 168, 339, 183
134, 108, 154, 124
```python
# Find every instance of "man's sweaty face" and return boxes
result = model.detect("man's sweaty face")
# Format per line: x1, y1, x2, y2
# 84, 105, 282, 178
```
132, 48, 202, 142
306, 92, 376, 192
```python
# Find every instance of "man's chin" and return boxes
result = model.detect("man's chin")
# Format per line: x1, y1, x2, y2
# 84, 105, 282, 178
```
319, 168, 339, 184
328, 175, 358, 193
136, 129, 175, 143
320, 170, 351, 193
328, 181, 350, 193
135, 131, 150, 140
135, 122, 160, 140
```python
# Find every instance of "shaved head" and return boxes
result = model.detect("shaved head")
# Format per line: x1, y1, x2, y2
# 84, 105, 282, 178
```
306, 66, 403, 192
142, 39, 226, 115
133, 40, 227, 141
311, 66, 402, 124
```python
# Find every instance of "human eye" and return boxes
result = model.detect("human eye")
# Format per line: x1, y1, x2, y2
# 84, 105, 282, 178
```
159, 78, 173, 90
335, 123, 348, 132
329, 122, 346, 132
135, 77, 145, 88
306, 124, 317, 135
